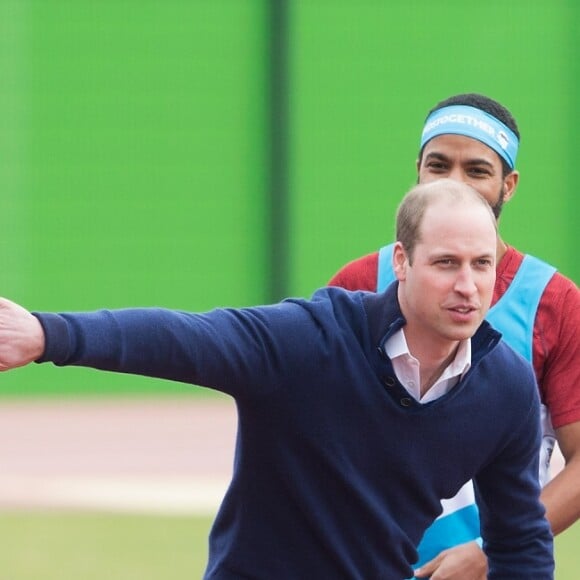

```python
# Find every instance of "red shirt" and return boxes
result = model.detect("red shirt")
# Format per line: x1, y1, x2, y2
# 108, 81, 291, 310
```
328, 246, 580, 429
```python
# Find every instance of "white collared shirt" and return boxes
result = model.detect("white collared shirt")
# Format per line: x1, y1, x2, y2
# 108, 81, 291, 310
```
384, 329, 471, 404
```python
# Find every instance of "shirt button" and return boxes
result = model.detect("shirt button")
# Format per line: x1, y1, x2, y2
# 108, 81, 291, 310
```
400, 397, 413, 407
382, 376, 396, 387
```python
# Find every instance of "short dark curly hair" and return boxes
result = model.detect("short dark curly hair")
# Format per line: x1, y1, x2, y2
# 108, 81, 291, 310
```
421, 93, 520, 176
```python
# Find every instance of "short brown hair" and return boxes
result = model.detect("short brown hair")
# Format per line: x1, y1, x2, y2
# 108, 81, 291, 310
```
396, 179, 497, 264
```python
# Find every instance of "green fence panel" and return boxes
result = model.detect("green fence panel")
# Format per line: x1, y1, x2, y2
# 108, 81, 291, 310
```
290, 0, 578, 297
0, 1, 268, 395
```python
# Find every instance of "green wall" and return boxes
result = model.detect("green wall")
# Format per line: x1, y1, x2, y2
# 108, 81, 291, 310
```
289, 0, 579, 296
0, 1, 268, 395
0, 0, 577, 395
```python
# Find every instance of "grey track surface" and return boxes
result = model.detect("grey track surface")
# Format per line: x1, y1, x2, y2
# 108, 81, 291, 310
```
0, 396, 237, 514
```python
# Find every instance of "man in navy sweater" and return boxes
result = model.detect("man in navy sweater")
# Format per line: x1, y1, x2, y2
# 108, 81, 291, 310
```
0, 179, 553, 579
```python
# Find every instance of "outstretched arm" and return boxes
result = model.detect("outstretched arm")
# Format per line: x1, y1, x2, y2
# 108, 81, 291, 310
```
0, 294, 335, 401
0, 298, 45, 371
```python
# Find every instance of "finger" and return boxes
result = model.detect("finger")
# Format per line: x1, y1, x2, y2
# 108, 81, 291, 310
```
414, 558, 439, 578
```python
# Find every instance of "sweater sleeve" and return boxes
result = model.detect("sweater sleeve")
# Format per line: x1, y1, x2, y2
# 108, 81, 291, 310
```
473, 370, 554, 578
33, 300, 332, 399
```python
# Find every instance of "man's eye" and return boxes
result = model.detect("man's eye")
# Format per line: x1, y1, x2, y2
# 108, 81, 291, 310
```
469, 167, 491, 176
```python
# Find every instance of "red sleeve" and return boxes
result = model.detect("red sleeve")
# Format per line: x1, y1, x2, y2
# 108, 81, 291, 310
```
327, 253, 380, 292
534, 273, 580, 429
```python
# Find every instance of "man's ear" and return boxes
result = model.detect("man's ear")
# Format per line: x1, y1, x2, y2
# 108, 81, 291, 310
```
503, 170, 519, 203
392, 242, 408, 281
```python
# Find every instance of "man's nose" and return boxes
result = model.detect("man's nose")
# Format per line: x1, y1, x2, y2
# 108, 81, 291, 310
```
454, 266, 477, 295
447, 167, 465, 182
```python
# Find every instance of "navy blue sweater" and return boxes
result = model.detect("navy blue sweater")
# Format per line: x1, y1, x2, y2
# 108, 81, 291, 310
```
35, 285, 553, 579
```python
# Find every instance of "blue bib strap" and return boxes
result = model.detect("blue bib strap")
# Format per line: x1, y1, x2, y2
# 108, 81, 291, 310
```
408, 504, 481, 578
486, 255, 556, 362
377, 243, 397, 292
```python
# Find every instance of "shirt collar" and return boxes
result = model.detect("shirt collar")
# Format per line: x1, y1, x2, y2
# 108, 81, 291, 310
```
385, 328, 472, 382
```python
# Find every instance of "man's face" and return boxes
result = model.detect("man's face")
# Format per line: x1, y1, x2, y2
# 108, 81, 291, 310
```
417, 134, 517, 218
394, 199, 496, 355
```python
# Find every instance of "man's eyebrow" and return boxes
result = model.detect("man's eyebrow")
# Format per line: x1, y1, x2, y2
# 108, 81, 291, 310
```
428, 251, 496, 259
464, 158, 494, 167
424, 152, 449, 162
424, 151, 494, 167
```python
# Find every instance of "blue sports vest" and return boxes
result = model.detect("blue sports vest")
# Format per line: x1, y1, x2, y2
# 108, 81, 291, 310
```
377, 243, 556, 575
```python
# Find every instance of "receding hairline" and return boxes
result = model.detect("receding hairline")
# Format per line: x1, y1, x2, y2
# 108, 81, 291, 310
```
395, 179, 498, 262
408, 180, 497, 220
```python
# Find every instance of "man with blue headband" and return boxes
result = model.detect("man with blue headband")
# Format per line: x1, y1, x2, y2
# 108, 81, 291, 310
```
329, 93, 580, 579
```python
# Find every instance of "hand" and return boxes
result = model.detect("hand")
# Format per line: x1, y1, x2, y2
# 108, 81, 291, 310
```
0, 297, 45, 371
414, 541, 487, 579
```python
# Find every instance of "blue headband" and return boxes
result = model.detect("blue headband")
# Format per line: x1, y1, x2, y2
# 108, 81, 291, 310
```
420, 105, 519, 169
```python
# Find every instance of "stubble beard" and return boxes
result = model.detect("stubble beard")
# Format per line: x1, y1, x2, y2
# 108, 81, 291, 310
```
491, 185, 506, 219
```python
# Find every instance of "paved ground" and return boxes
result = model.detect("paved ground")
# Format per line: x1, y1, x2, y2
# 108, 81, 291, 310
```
0, 396, 565, 515
0, 396, 236, 514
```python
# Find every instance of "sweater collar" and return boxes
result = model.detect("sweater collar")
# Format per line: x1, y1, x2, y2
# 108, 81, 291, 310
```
361, 281, 502, 366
